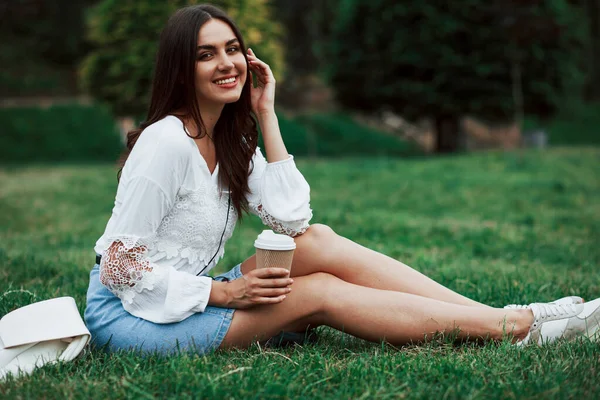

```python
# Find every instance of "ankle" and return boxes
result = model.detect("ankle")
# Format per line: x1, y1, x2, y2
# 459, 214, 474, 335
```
512, 309, 535, 341
496, 309, 534, 341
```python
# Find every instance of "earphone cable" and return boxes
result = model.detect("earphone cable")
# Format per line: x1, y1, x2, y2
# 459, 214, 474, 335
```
196, 193, 231, 276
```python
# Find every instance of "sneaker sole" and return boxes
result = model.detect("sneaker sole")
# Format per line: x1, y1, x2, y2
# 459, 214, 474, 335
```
563, 301, 600, 342
585, 311, 600, 341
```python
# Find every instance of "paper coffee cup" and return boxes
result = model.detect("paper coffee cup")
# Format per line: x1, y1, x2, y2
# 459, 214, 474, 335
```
254, 230, 296, 271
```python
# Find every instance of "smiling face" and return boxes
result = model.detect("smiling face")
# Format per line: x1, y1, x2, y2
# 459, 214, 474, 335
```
194, 19, 248, 109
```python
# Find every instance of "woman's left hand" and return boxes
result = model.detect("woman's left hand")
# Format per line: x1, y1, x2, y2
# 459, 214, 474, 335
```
247, 48, 275, 116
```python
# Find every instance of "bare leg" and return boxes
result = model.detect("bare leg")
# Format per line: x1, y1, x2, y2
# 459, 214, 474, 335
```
220, 272, 532, 349
241, 224, 489, 308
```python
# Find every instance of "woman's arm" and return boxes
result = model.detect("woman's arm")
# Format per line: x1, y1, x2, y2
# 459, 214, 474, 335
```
246, 49, 312, 236
257, 111, 289, 163
208, 281, 229, 307
247, 48, 289, 163
208, 268, 293, 309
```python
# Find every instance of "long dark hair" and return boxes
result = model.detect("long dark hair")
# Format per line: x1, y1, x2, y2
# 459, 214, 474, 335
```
119, 4, 257, 219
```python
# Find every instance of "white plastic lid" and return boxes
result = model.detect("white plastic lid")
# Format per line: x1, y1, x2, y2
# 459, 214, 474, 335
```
254, 230, 296, 251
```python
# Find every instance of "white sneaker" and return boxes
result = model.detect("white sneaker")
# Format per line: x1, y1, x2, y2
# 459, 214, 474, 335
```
504, 296, 584, 310
517, 298, 600, 346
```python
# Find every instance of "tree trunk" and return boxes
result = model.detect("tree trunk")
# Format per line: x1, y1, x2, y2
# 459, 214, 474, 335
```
434, 115, 461, 153
511, 59, 524, 128
585, 0, 600, 101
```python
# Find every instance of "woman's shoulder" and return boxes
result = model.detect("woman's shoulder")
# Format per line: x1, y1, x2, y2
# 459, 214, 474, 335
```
126, 116, 194, 174
137, 115, 192, 151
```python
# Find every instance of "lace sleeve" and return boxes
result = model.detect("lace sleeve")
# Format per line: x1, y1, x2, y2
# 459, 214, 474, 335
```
250, 204, 311, 237
99, 239, 156, 304
247, 147, 312, 237
98, 237, 214, 324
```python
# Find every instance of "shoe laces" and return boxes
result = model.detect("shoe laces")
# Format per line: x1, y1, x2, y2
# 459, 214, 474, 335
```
530, 302, 579, 325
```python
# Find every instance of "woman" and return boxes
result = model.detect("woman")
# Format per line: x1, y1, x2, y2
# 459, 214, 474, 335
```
84, 4, 600, 355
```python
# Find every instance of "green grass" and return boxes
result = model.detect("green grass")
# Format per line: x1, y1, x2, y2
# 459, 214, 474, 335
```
1, 148, 599, 398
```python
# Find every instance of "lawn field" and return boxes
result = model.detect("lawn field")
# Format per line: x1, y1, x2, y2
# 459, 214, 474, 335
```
1, 148, 599, 398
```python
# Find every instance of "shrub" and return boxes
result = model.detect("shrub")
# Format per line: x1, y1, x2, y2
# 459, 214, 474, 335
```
264, 113, 418, 157
0, 106, 416, 164
0, 104, 123, 163
523, 103, 600, 145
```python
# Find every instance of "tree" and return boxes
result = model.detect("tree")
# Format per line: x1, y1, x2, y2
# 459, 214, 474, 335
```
0, 0, 92, 65
272, 0, 338, 76
0, 0, 94, 96
80, 0, 284, 117
271, 0, 340, 109
583, 0, 600, 101
326, 0, 586, 152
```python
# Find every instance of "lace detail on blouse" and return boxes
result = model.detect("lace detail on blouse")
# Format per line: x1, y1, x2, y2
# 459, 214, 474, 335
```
99, 184, 235, 302
154, 183, 236, 266
250, 204, 310, 237
99, 238, 157, 304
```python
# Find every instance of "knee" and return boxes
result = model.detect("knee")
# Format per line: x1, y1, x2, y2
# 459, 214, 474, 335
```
300, 272, 340, 322
306, 223, 335, 238
297, 224, 336, 246
294, 224, 337, 260
309, 271, 338, 286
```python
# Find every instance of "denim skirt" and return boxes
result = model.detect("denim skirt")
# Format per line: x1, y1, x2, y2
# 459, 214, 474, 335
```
84, 262, 242, 356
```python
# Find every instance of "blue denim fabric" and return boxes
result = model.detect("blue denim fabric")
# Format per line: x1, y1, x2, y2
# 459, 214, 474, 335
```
84, 262, 242, 356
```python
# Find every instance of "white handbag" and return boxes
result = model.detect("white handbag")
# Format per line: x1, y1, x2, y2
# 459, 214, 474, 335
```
0, 296, 91, 380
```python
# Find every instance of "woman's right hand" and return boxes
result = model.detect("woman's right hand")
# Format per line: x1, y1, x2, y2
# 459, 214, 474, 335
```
225, 268, 293, 309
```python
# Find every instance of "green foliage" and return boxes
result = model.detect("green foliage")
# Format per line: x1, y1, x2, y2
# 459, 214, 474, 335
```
262, 113, 418, 157
0, 104, 123, 163
272, 0, 339, 77
80, 0, 284, 116
326, 0, 587, 121
0, 0, 89, 65
524, 102, 600, 145
0, 46, 74, 97
0, 0, 90, 96
1, 148, 600, 396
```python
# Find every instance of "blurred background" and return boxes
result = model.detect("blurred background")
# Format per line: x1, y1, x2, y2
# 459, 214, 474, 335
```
1, 0, 599, 163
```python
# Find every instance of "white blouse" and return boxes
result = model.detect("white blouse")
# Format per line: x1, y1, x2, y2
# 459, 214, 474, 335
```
94, 115, 312, 324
